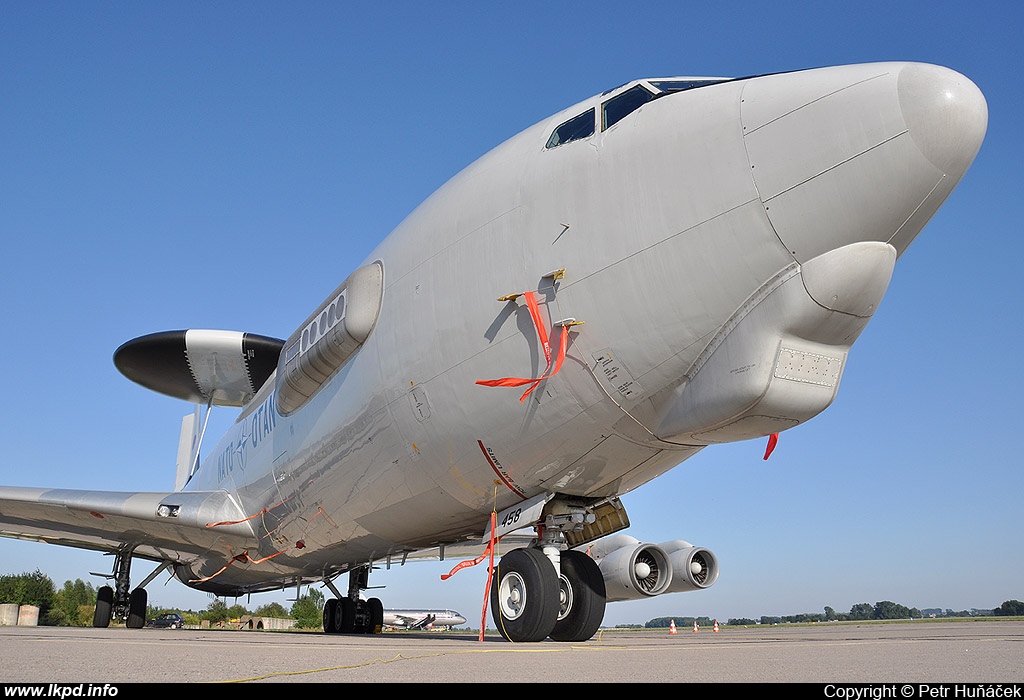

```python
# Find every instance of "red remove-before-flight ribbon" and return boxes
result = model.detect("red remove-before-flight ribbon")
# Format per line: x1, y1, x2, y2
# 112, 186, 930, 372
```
439, 510, 498, 642
476, 291, 569, 401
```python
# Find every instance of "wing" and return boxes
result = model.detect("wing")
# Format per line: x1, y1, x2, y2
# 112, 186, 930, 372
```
390, 614, 414, 628
0, 485, 258, 565
407, 615, 433, 630
383, 613, 433, 629
390, 530, 538, 564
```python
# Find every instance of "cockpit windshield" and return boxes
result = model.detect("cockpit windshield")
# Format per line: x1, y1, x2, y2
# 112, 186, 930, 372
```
602, 85, 655, 130
649, 79, 729, 93
545, 108, 596, 149
545, 77, 732, 150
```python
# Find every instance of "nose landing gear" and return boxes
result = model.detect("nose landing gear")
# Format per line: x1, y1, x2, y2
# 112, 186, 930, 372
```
91, 546, 168, 629
321, 565, 385, 635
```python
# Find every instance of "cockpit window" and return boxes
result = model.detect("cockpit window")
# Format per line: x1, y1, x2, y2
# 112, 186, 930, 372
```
545, 79, 733, 150
649, 79, 729, 93
545, 108, 595, 149
602, 85, 655, 131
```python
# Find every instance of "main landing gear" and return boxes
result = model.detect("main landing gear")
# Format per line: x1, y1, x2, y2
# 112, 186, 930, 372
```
491, 545, 607, 643
92, 546, 168, 629
321, 565, 384, 635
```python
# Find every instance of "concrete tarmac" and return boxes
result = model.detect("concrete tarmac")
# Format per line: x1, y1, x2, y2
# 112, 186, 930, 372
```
1, 620, 1022, 684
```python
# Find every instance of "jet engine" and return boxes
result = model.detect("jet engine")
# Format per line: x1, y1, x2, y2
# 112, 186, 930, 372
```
585, 534, 719, 602
660, 539, 719, 593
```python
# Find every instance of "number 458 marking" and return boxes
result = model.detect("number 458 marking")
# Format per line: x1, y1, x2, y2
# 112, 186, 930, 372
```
486, 493, 553, 542
500, 508, 522, 529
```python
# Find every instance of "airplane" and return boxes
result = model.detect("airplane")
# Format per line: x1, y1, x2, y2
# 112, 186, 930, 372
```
382, 609, 467, 631
0, 61, 986, 643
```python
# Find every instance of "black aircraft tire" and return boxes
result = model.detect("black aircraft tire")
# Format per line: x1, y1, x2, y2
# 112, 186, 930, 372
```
366, 597, 384, 634
490, 547, 559, 643
338, 597, 356, 633
323, 599, 339, 634
549, 549, 607, 642
93, 586, 113, 628
127, 588, 147, 629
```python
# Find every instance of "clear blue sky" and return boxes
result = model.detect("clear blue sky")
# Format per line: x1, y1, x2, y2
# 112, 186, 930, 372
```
1, 2, 1020, 628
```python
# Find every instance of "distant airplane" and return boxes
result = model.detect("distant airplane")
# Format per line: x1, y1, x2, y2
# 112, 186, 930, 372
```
383, 609, 467, 631
0, 62, 986, 643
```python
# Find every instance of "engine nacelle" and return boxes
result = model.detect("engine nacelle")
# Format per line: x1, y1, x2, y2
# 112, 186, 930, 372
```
659, 539, 719, 593
586, 534, 672, 602
585, 534, 718, 602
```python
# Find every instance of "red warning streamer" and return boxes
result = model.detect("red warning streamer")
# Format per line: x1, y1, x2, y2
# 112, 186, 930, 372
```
479, 510, 498, 642
476, 291, 569, 401
440, 510, 498, 642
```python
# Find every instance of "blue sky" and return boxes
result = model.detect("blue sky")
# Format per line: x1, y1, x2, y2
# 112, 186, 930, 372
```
1, 2, 1021, 627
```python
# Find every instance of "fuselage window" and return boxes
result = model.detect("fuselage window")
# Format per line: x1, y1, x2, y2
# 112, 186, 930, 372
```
602, 85, 655, 131
546, 108, 595, 149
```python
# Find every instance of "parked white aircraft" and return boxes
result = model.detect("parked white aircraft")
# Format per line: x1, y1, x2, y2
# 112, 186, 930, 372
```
0, 62, 986, 643
383, 609, 467, 631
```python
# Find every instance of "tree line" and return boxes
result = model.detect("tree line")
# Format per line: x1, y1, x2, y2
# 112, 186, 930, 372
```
636, 599, 1024, 628
0, 570, 330, 628
4, 569, 1023, 629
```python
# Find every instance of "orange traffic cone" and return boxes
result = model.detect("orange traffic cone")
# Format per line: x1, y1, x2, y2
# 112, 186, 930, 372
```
669, 620, 677, 635
713, 620, 720, 632
693, 620, 699, 633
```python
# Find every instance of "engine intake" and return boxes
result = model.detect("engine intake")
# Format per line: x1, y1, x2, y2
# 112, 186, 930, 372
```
585, 534, 718, 602
660, 539, 719, 593
586, 534, 671, 602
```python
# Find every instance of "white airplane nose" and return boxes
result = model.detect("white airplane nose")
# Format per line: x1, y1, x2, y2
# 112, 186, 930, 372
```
897, 62, 988, 181
742, 62, 987, 263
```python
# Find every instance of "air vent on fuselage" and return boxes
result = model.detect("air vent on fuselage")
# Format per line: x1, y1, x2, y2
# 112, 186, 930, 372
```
275, 261, 384, 414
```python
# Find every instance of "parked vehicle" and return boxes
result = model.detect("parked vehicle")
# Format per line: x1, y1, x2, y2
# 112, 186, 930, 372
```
147, 612, 185, 629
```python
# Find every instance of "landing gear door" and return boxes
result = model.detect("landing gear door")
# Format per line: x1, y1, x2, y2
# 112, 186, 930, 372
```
484, 493, 553, 543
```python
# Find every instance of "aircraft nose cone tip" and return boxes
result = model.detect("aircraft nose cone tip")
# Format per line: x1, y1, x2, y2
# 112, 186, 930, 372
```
898, 63, 988, 177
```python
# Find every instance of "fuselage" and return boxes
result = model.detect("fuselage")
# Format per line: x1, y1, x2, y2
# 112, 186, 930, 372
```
180, 62, 987, 595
